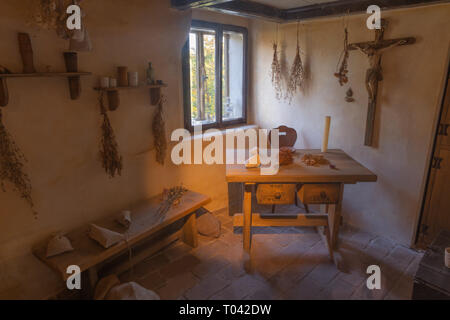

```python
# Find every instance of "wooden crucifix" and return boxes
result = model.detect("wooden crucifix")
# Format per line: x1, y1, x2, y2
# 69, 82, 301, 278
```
348, 19, 415, 146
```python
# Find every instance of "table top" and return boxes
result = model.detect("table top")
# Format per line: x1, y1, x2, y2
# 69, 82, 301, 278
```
226, 149, 377, 184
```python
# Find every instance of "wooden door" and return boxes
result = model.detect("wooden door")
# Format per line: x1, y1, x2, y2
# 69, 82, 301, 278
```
418, 69, 450, 246
440, 85, 450, 147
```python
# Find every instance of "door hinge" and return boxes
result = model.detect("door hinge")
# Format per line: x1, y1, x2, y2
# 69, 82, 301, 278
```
432, 157, 443, 169
438, 123, 449, 136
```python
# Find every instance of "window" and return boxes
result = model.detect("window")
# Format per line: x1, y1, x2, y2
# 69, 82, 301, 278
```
183, 21, 248, 130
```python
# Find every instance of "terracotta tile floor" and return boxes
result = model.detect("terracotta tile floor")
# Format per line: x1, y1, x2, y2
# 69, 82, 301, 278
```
119, 209, 423, 300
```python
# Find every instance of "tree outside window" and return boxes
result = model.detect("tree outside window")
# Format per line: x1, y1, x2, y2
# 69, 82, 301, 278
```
183, 21, 247, 131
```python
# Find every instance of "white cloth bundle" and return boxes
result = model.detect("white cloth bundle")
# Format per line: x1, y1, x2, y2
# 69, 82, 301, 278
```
94, 275, 160, 300
46, 234, 74, 258
88, 224, 123, 249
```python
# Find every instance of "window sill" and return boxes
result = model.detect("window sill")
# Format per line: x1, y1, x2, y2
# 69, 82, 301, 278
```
187, 124, 258, 141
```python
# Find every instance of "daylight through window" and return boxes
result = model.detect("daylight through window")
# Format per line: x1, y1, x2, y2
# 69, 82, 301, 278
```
183, 21, 247, 130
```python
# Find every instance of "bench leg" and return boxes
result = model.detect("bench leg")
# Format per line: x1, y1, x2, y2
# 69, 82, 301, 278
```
182, 213, 198, 248
81, 265, 98, 299
88, 266, 98, 292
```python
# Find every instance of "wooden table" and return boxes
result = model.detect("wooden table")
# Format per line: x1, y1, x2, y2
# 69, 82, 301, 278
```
226, 149, 377, 266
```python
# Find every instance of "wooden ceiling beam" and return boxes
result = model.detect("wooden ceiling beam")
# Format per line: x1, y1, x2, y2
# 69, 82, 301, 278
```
171, 0, 235, 10
178, 0, 448, 22
205, 0, 284, 21
283, 0, 446, 21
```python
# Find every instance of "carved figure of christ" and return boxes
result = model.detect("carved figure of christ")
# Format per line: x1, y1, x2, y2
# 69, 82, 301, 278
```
348, 20, 415, 146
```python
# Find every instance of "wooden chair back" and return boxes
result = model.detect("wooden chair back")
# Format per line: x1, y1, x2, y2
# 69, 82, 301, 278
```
269, 125, 297, 148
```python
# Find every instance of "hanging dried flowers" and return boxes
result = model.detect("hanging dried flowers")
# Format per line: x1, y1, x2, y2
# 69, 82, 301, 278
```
152, 96, 167, 165
334, 26, 350, 86
98, 92, 123, 178
285, 22, 305, 103
270, 25, 282, 100
29, 0, 72, 40
0, 109, 35, 213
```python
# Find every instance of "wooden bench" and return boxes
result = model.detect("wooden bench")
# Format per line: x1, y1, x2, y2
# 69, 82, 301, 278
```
33, 190, 210, 295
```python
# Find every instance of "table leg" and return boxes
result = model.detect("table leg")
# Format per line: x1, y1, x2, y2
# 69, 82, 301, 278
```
320, 202, 344, 271
243, 183, 254, 253
228, 182, 243, 216
328, 183, 344, 249
319, 204, 333, 259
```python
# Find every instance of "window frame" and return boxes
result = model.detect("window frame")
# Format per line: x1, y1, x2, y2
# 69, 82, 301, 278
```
182, 20, 248, 131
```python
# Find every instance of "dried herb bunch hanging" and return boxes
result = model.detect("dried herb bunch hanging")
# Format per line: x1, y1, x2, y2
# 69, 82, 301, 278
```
270, 25, 282, 100
285, 22, 305, 103
152, 96, 167, 165
0, 109, 34, 210
334, 25, 350, 86
98, 92, 123, 178
29, 0, 72, 39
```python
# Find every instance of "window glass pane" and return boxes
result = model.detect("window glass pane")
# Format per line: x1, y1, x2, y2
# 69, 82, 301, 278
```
222, 30, 244, 121
202, 33, 216, 125
190, 28, 216, 127
189, 32, 198, 121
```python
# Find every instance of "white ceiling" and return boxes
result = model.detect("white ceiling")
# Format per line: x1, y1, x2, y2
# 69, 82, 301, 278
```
252, 0, 340, 9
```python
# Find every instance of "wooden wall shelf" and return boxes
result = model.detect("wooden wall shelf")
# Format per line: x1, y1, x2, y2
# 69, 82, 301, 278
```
0, 72, 92, 107
0, 72, 92, 78
94, 83, 168, 111
94, 84, 167, 91
148, 84, 168, 89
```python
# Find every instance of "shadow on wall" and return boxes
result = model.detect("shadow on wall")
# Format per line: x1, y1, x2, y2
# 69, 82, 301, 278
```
0, 0, 196, 299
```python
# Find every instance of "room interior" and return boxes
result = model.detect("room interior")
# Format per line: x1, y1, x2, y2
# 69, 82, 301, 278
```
0, 0, 449, 300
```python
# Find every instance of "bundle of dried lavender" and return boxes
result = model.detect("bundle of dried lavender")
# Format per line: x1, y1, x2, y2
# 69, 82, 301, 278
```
271, 42, 282, 100
152, 96, 167, 165
285, 24, 305, 103
334, 27, 350, 86
157, 185, 188, 221
98, 92, 123, 178
29, 0, 72, 39
0, 109, 34, 211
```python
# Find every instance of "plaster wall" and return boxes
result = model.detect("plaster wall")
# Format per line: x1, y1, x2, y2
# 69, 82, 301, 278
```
0, 0, 248, 299
249, 4, 450, 246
